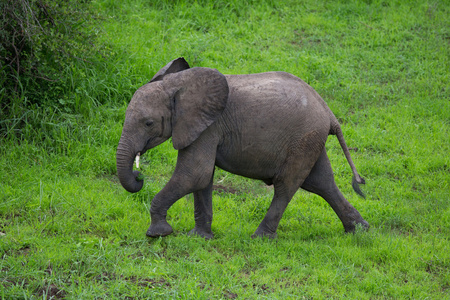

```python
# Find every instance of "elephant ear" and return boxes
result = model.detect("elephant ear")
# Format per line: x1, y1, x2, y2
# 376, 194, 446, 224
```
149, 57, 190, 83
163, 67, 229, 150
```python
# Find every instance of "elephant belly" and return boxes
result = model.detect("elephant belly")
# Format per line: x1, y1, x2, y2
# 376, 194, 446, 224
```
215, 138, 288, 182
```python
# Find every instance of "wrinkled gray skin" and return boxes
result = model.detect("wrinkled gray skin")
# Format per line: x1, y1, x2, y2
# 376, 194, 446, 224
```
116, 57, 369, 239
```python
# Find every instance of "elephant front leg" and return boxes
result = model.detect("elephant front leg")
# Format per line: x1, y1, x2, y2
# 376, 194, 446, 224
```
146, 178, 202, 238
146, 186, 182, 237
146, 174, 199, 238
146, 138, 218, 238
188, 173, 214, 239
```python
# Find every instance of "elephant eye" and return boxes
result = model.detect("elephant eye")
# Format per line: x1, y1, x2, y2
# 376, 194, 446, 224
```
145, 120, 154, 127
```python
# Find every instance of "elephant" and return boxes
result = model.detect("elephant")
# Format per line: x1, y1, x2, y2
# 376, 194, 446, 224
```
116, 57, 369, 239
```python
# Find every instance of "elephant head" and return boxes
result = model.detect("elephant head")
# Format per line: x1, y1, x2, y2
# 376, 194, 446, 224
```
116, 58, 229, 193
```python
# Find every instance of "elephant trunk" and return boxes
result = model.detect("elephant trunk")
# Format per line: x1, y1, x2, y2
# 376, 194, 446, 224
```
116, 137, 144, 193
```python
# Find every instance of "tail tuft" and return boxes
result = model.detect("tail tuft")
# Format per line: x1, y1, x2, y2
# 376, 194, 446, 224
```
331, 114, 367, 199
352, 175, 366, 199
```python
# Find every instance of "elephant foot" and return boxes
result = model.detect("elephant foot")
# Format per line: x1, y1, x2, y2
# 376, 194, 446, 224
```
146, 220, 173, 238
344, 218, 370, 233
188, 227, 214, 240
251, 227, 277, 239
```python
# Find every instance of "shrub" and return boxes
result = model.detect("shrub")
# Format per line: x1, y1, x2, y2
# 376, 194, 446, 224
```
0, 0, 110, 137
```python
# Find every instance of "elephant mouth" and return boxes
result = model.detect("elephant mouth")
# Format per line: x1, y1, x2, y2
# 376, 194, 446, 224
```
139, 139, 152, 157
133, 138, 153, 169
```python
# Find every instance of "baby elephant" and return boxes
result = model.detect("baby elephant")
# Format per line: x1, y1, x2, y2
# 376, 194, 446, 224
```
116, 58, 369, 239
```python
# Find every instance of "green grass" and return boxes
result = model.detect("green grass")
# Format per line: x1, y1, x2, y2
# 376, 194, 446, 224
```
1, 0, 449, 298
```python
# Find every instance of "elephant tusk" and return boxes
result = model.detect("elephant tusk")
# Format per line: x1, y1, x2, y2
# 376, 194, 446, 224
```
135, 152, 140, 169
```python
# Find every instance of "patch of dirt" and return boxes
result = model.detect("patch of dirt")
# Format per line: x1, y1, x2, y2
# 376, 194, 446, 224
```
253, 283, 273, 294
127, 276, 171, 289
223, 290, 238, 299
98, 174, 121, 185
14, 245, 31, 256
213, 184, 239, 194
1, 212, 22, 227
39, 284, 66, 299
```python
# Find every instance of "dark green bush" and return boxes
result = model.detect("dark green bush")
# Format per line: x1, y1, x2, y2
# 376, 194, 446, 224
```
0, 0, 111, 138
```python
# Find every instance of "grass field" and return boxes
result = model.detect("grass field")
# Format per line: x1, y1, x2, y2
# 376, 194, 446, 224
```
1, 0, 449, 298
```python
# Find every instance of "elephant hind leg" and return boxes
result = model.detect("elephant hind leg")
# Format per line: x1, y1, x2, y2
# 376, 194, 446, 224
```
252, 180, 302, 239
301, 149, 369, 232
252, 133, 325, 238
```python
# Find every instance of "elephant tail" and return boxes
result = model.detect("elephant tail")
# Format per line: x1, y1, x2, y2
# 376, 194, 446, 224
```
330, 119, 366, 198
